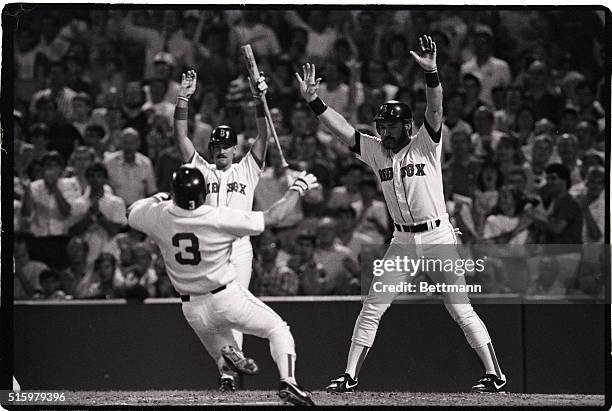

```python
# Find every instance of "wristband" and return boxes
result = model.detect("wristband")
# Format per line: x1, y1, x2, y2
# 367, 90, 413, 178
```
424, 69, 440, 88
290, 178, 309, 196
177, 96, 189, 102
174, 107, 188, 120
308, 97, 327, 116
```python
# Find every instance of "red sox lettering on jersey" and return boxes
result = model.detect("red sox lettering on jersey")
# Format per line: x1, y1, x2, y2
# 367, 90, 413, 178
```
188, 151, 262, 210
354, 124, 446, 225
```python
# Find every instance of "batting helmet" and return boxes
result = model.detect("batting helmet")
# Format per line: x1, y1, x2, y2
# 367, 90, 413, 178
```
210, 125, 238, 147
373, 101, 413, 124
171, 166, 206, 210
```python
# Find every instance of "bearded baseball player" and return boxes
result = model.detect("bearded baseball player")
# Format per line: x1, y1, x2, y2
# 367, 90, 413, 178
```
128, 165, 317, 406
173, 70, 269, 388
295, 35, 507, 393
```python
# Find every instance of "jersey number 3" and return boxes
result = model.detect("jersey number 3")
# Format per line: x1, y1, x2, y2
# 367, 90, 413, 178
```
172, 233, 202, 265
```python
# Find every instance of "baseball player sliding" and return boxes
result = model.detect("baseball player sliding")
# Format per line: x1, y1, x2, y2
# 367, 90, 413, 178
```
295, 35, 507, 393
128, 166, 317, 406
173, 70, 268, 389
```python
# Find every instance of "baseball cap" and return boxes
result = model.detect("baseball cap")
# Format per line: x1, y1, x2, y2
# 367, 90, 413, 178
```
153, 51, 176, 67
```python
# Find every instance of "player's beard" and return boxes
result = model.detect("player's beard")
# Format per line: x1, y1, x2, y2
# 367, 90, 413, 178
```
382, 128, 410, 152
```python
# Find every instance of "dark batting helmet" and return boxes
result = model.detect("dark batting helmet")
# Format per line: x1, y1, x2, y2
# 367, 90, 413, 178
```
374, 101, 413, 124
171, 166, 206, 210
210, 125, 238, 147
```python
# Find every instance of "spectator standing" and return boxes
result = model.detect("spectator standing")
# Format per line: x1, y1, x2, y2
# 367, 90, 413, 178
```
21, 151, 81, 269
556, 134, 582, 186
30, 60, 77, 121
69, 162, 127, 268
104, 128, 157, 206
284, 10, 339, 61
228, 11, 282, 61
460, 24, 511, 106
71, 92, 94, 137
461, 73, 487, 126
327, 164, 364, 211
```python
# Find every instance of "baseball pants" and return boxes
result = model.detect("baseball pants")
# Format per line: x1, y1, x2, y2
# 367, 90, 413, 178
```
230, 236, 254, 349
181, 281, 295, 377
352, 214, 492, 349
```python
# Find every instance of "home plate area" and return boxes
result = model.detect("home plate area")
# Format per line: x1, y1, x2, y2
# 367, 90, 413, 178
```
51, 390, 604, 407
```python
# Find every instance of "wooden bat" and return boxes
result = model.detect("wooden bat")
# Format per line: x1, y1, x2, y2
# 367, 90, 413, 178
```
240, 44, 289, 168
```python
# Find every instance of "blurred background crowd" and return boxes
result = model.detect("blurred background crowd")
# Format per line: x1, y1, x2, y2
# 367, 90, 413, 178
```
11, 7, 607, 301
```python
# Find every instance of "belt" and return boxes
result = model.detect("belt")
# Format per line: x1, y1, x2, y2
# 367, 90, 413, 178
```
394, 219, 441, 233
180, 284, 227, 302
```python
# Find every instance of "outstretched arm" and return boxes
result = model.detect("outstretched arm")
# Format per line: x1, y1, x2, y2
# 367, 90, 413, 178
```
263, 172, 319, 226
295, 63, 357, 147
248, 76, 270, 166
410, 35, 443, 141
173, 70, 198, 162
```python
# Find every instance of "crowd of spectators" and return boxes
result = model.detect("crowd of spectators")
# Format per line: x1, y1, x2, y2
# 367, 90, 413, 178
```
12, 8, 607, 300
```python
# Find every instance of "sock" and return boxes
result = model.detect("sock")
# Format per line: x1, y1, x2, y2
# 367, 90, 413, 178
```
277, 354, 297, 384
345, 342, 369, 379
474, 342, 504, 379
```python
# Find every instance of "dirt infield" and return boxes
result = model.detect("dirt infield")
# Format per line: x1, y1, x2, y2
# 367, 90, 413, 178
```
9, 390, 603, 407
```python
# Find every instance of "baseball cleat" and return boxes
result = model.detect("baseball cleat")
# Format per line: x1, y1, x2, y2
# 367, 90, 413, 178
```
218, 375, 236, 392
326, 373, 358, 393
471, 374, 507, 393
221, 345, 259, 375
278, 380, 315, 406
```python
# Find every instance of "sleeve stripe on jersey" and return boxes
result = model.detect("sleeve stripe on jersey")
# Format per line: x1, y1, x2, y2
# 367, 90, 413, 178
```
424, 118, 442, 143
250, 150, 265, 170
349, 130, 361, 155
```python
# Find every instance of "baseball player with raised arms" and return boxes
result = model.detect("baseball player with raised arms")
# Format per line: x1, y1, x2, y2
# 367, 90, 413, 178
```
128, 165, 317, 406
295, 35, 507, 393
173, 70, 268, 385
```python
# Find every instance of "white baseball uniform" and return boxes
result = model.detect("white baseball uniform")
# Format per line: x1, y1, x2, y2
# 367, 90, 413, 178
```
187, 150, 263, 349
187, 151, 262, 286
128, 198, 295, 376
349, 122, 494, 352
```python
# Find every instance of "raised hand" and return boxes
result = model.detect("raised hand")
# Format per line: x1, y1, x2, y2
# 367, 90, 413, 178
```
295, 63, 322, 103
290, 171, 320, 196
410, 35, 437, 72
249, 74, 268, 99
178, 70, 197, 99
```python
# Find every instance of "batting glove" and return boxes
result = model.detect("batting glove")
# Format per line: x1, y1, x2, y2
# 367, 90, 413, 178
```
249, 74, 268, 99
289, 171, 319, 196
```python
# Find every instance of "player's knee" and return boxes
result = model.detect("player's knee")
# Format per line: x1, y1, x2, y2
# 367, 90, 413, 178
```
267, 322, 295, 359
447, 305, 491, 348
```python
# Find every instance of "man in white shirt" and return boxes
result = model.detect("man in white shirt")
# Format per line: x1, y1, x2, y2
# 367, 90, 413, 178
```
104, 128, 157, 206
21, 151, 81, 269
460, 25, 511, 107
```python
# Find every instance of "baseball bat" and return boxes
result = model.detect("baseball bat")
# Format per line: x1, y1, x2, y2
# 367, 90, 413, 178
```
240, 44, 289, 168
